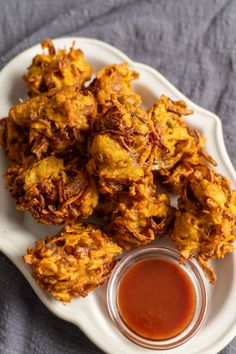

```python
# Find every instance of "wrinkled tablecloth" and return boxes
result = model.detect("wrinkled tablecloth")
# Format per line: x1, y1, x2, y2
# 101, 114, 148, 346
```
0, 0, 236, 353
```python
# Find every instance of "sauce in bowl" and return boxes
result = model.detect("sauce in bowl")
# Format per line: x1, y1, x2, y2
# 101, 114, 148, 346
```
107, 246, 207, 350
117, 258, 196, 340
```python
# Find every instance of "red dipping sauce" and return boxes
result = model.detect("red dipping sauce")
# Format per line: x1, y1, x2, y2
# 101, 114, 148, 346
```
117, 258, 196, 340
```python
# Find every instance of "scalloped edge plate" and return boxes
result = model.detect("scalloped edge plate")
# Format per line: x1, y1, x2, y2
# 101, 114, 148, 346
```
0, 37, 236, 354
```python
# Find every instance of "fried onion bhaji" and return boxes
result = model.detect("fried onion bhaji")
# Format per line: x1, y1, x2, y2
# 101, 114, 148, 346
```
89, 62, 141, 111
171, 165, 236, 283
24, 39, 93, 97
107, 174, 174, 249
5, 156, 98, 224
87, 96, 160, 195
23, 223, 122, 302
149, 95, 216, 193
8, 86, 97, 159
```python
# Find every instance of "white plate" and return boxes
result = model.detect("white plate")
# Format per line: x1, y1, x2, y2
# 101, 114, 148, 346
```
0, 37, 236, 354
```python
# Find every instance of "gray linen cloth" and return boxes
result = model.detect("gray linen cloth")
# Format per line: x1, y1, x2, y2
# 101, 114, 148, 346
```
0, 0, 236, 353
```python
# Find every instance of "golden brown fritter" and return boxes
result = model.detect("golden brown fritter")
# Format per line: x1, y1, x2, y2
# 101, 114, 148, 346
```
9, 86, 97, 159
5, 156, 98, 224
87, 96, 159, 195
107, 174, 174, 249
24, 39, 93, 97
89, 62, 141, 111
2, 34, 236, 296
171, 165, 236, 283
23, 223, 122, 302
149, 95, 216, 193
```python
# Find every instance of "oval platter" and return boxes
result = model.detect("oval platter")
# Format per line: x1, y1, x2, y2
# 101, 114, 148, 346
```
0, 37, 236, 354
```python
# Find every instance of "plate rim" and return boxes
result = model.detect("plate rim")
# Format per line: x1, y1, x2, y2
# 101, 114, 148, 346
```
0, 36, 236, 354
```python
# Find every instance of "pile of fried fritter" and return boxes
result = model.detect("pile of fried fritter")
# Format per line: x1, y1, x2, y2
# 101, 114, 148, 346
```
1, 39, 236, 302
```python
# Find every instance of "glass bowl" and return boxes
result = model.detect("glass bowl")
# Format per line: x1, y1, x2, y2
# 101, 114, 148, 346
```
107, 246, 207, 350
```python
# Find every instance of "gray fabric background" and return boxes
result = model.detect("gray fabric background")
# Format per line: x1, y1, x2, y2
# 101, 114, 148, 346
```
0, 0, 235, 353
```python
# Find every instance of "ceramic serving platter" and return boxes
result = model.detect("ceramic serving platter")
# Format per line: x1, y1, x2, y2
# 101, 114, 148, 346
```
0, 37, 236, 354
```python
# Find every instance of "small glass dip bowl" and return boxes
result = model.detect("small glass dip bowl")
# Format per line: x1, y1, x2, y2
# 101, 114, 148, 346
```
107, 246, 207, 350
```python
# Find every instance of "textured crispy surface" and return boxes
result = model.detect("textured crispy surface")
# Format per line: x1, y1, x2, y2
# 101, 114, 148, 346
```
148, 96, 236, 282
149, 95, 216, 193
87, 96, 159, 195
1, 84, 99, 225
1, 38, 236, 300
87, 66, 173, 249
8, 85, 97, 159
171, 166, 236, 283
108, 174, 174, 249
23, 39, 93, 97
89, 62, 141, 111
23, 223, 122, 302
5, 156, 98, 224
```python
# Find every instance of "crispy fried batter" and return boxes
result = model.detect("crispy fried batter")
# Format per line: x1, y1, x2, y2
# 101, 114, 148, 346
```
149, 95, 216, 193
23, 223, 122, 302
9, 86, 97, 159
5, 156, 98, 224
171, 166, 236, 283
89, 62, 141, 111
1, 37, 236, 295
108, 174, 174, 249
87, 96, 159, 195
24, 39, 93, 97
